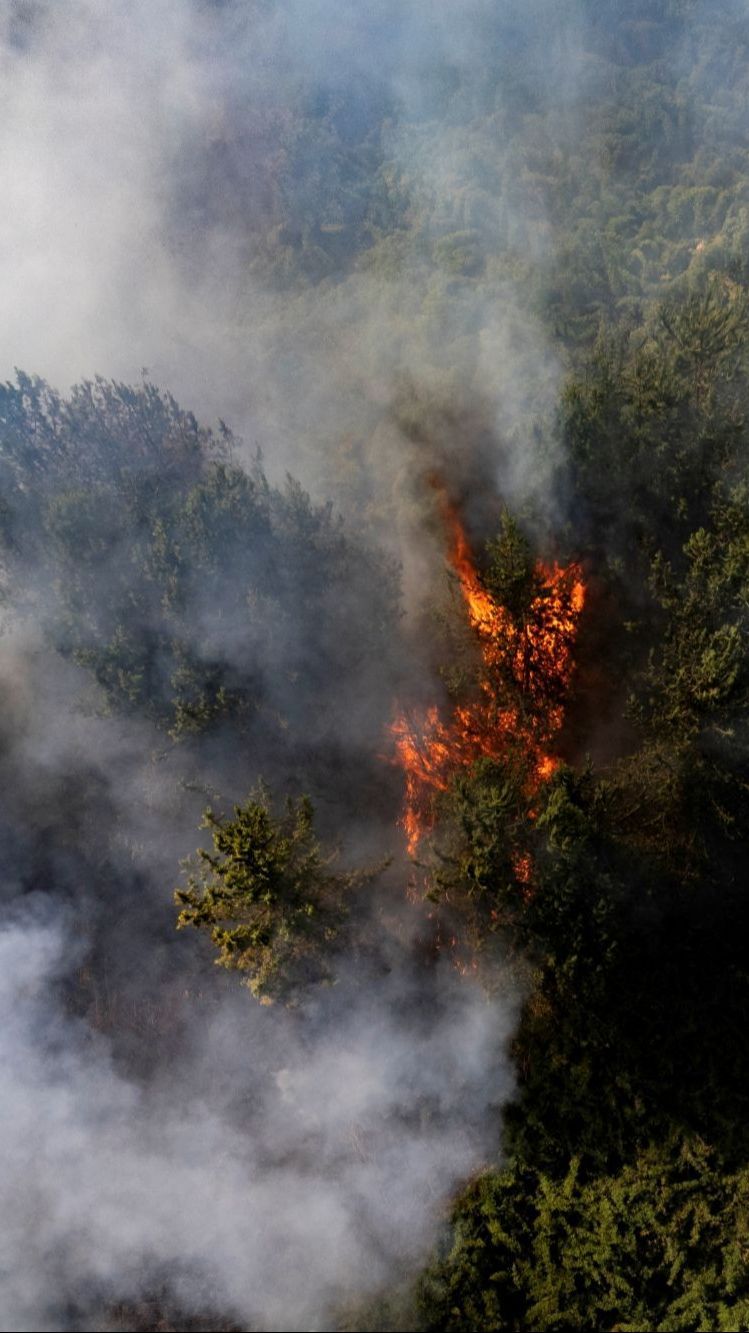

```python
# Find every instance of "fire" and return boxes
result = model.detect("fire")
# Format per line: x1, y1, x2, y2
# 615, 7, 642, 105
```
392, 490, 585, 859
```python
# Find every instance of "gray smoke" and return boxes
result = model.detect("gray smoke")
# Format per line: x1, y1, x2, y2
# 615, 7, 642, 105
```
0, 0, 571, 525
0, 907, 517, 1331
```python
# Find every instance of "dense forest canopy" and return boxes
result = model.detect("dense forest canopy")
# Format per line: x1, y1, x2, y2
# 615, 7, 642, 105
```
4, 1, 749, 1330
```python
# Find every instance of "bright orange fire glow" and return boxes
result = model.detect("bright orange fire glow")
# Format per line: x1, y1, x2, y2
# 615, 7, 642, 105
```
392, 489, 585, 859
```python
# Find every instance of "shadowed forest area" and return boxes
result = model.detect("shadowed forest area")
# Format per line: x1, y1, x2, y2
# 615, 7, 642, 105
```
5, 1, 749, 1329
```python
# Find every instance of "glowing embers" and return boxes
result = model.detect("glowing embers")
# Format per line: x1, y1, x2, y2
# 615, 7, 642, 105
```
392, 500, 585, 857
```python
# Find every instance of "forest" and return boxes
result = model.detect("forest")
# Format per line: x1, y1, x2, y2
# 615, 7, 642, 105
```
4, 1, 749, 1329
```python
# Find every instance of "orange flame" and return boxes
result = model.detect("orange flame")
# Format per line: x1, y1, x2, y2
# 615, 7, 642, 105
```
392, 491, 585, 860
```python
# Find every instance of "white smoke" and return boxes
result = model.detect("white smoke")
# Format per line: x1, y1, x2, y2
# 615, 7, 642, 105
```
0, 910, 516, 1330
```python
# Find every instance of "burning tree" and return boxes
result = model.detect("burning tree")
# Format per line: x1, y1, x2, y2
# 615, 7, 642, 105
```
392, 497, 585, 866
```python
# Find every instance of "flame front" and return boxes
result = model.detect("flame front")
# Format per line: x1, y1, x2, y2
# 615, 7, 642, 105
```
392, 493, 585, 857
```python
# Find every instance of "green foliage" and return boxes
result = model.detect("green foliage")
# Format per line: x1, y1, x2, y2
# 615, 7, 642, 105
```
419, 1137, 749, 1333
0, 375, 402, 806
564, 284, 749, 579
414, 267, 749, 1325
426, 755, 534, 960
640, 497, 749, 746
483, 513, 540, 624
175, 787, 372, 1003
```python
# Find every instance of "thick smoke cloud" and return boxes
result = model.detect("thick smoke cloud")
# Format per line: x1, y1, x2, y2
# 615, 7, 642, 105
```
0, 578, 519, 1327
0, 912, 516, 1331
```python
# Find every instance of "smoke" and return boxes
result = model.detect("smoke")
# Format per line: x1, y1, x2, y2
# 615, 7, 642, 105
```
1, 0, 726, 1327
0, 611, 518, 1329
0, 3, 588, 1325
0, 908, 516, 1331
0, 0, 577, 521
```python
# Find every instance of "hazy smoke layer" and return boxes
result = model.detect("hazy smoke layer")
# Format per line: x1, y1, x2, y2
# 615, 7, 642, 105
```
0, 0, 573, 520
0, 911, 515, 1331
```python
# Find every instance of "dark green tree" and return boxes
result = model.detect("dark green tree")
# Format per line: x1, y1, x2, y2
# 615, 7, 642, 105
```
419, 1136, 749, 1333
175, 787, 375, 1003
